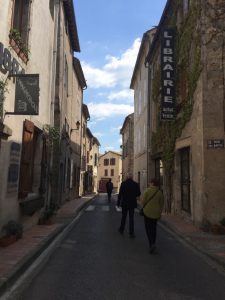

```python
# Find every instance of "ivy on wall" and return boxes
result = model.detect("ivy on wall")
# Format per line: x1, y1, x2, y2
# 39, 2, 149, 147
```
0, 78, 8, 120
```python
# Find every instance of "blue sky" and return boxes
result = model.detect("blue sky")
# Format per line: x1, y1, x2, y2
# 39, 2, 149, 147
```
74, 0, 167, 154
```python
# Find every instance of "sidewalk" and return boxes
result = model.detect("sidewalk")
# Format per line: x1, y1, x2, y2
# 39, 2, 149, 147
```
0, 194, 96, 297
0, 197, 225, 297
160, 214, 225, 269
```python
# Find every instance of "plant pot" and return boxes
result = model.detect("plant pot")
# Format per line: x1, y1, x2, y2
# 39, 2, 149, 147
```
0, 234, 18, 247
19, 51, 28, 64
9, 38, 21, 54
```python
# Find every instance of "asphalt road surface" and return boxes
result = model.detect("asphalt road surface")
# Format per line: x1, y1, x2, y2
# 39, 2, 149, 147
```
18, 194, 225, 300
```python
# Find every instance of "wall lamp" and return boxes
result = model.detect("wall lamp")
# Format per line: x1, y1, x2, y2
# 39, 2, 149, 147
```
70, 121, 81, 135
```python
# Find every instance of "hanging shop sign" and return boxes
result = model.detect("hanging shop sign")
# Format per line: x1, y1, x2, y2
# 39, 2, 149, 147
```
161, 28, 176, 121
0, 42, 25, 75
14, 74, 39, 115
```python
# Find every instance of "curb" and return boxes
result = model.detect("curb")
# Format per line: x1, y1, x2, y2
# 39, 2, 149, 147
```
159, 219, 225, 270
0, 195, 96, 298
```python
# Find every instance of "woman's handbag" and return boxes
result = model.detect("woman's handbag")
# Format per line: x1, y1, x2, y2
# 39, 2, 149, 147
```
139, 190, 159, 216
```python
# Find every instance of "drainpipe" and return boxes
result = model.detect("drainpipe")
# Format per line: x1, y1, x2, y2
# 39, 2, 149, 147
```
50, 0, 60, 126
47, 0, 60, 207
146, 61, 152, 186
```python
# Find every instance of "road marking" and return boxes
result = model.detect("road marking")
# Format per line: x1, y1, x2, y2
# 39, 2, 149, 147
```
59, 244, 74, 249
65, 239, 77, 244
85, 205, 95, 211
102, 205, 110, 211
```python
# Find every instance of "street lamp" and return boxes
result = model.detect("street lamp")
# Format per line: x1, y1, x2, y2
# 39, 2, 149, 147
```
70, 121, 80, 135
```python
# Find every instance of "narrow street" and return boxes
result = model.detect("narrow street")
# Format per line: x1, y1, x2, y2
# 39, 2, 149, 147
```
15, 194, 225, 300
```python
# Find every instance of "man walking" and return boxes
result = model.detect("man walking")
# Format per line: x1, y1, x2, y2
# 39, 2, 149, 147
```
117, 174, 141, 238
106, 178, 113, 202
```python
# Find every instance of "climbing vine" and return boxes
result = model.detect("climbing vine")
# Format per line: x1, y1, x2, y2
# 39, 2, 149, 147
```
0, 78, 8, 121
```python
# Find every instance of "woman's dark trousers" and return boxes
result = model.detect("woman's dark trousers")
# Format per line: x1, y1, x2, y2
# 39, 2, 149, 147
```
119, 207, 134, 235
144, 216, 157, 247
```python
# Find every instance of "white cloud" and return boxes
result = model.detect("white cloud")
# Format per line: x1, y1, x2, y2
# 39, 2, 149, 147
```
88, 102, 134, 120
110, 126, 122, 132
105, 146, 115, 151
82, 38, 141, 89
82, 63, 116, 88
93, 132, 104, 137
107, 89, 133, 103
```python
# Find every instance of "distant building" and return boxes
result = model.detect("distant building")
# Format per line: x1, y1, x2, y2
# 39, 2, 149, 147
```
98, 151, 122, 193
90, 137, 101, 193
80, 104, 90, 196
120, 113, 134, 181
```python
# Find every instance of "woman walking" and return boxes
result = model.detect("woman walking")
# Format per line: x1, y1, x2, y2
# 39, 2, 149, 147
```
142, 178, 164, 254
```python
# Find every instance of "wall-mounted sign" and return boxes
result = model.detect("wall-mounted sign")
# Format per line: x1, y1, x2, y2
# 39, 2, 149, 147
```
161, 28, 176, 121
0, 42, 25, 75
207, 139, 224, 149
14, 74, 39, 115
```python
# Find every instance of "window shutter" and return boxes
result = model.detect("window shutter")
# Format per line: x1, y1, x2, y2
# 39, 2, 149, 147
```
18, 119, 34, 198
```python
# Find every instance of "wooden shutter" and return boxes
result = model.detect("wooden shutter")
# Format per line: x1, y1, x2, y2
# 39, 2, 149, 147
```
18, 119, 34, 198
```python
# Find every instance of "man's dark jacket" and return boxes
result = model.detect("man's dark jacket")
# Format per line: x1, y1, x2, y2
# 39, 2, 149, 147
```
106, 181, 113, 192
117, 178, 141, 209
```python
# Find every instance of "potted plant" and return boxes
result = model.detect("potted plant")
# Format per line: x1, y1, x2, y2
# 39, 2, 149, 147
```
9, 28, 30, 63
9, 28, 22, 54
0, 220, 23, 247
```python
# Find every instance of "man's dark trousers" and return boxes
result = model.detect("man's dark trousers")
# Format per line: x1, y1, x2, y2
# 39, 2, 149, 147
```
119, 207, 134, 235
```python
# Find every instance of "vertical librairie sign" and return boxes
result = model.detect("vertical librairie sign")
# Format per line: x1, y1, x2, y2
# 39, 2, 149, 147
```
161, 28, 176, 121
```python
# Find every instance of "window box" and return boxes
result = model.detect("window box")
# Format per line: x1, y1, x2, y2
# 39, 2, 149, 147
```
9, 30, 30, 64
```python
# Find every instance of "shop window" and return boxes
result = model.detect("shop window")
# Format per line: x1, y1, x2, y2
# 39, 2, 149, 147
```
11, 0, 31, 47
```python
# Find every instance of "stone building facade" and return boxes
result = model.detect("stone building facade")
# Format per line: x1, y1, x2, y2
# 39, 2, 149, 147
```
0, 0, 86, 232
120, 113, 134, 181
145, 0, 225, 225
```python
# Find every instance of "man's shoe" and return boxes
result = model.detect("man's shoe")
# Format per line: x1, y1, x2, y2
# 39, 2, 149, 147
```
118, 228, 123, 235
